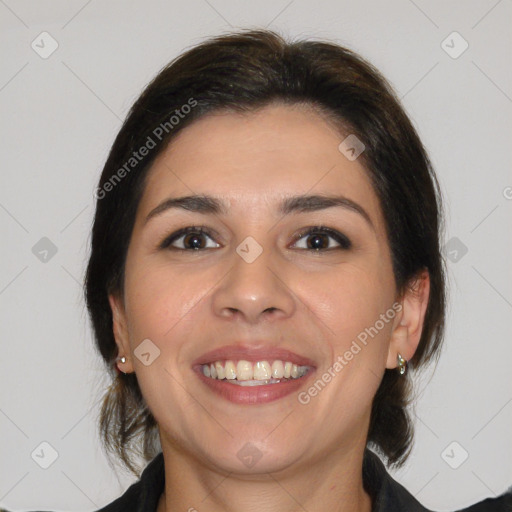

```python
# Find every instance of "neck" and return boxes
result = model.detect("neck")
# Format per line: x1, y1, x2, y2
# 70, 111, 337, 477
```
157, 443, 373, 512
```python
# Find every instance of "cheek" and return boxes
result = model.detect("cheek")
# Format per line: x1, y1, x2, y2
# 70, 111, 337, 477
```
121, 264, 200, 424
123, 260, 201, 342
302, 263, 394, 347
296, 266, 395, 430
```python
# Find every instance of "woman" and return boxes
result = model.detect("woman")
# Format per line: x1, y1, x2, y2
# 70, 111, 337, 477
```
80, 29, 511, 512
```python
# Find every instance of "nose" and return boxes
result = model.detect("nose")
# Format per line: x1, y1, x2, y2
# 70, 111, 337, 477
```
211, 245, 296, 325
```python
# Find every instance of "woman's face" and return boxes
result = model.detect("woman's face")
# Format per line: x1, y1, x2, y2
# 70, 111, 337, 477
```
110, 103, 413, 474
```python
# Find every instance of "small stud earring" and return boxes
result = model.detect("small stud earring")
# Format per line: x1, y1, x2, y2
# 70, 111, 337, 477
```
115, 356, 127, 374
397, 353, 407, 375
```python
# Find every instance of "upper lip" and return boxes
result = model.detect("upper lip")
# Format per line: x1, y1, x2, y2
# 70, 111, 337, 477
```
192, 344, 317, 368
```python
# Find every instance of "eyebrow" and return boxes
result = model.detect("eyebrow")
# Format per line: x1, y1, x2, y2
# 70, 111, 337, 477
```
144, 193, 374, 230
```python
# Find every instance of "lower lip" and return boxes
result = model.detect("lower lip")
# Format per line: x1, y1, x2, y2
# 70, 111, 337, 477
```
194, 367, 315, 405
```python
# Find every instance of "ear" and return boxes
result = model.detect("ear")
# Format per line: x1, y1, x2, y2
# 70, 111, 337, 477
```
386, 269, 430, 370
108, 292, 135, 373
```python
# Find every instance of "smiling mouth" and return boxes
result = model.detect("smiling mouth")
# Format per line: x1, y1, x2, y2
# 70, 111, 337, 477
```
201, 359, 311, 386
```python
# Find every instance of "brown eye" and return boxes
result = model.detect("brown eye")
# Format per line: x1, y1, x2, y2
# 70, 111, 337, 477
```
160, 227, 220, 251
292, 227, 351, 251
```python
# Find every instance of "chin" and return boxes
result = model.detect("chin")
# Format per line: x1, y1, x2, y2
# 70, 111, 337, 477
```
196, 435, 308, 476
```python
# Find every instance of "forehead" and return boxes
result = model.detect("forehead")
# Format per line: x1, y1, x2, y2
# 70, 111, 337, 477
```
138, 103, 384, 231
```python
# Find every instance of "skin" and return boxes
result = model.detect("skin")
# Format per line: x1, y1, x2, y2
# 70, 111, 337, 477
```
109, 103, 430, 512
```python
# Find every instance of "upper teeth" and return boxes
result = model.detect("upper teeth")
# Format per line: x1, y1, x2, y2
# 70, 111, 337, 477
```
202, 360, 309, 381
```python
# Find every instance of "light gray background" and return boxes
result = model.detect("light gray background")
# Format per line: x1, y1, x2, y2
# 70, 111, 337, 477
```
1, 1, 511, 510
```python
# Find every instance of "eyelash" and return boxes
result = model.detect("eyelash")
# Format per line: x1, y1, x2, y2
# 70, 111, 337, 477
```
159, 225, 352, 252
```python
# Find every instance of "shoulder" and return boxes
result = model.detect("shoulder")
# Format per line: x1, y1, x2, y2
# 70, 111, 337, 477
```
0, 453, 165, 512
363, 449, 512, 512
94, 452, 165, 512
453, 486, 512, 512
363, 448, 435, 511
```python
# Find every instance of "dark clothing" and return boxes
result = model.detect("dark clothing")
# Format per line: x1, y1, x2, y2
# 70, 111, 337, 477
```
93, 449, 512, 512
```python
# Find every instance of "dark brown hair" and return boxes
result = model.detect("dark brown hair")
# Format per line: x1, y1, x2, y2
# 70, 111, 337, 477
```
84, 28, 446, 477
